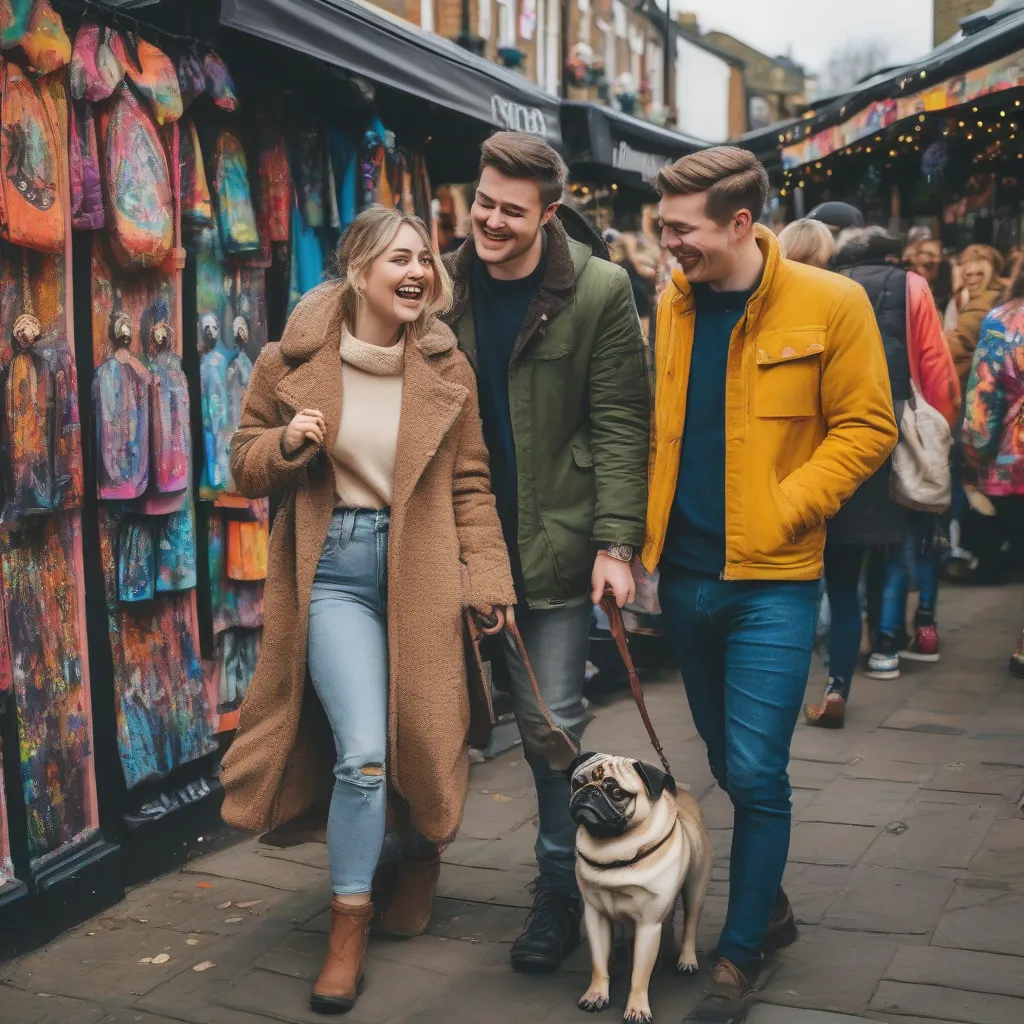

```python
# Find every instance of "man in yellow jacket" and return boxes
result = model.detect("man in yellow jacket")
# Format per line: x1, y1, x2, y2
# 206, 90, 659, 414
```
644, 149, 897, 1024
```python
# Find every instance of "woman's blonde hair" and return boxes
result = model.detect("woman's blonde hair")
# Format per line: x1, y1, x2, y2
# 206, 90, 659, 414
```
777, 218, 835, 269
333, 206, 452, 337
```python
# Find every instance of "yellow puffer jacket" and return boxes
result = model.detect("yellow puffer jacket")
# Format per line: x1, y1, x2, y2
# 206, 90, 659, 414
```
643, 225, 899, 581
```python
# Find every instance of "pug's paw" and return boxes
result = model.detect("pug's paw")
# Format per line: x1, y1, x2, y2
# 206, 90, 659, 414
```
623, 1003, 653, 1024
676, 955, 699, 975
578, 987, 610, 1013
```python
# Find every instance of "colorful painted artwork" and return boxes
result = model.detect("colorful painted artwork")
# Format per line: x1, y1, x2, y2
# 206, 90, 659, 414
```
207, 513, 263, 635
1, 515, 99, 861
148, 336, 189, 497
117, 515, 155, 603
93, 344, 150, 501
156, 507, 196, 593
0, 741, 15, 886
212, 128, 259, 255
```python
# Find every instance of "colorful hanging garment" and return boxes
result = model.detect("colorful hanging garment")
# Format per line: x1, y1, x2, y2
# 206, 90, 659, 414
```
0, 59, 65, 254
176, 47, 205, 110
98, 83, 173, 270
212, 128, 259, 255
2, 515, 97, 859
2, 254, 84, 520
156, 507, 196, 592
232, 271, 268, 356
287, 202, 325, 314
180, 118, 212, 230
70, 20, 123, 102
198, 316, 231, 499
148, 326, 189, 496
328, 127, 358, 229
124, 37, 182, 125
218, 628, 259, 707
0, 0, 32, 50
202, 50, 238, 112
93, 329, 151, 501
259, 123, 292, 243
226, 517, 267, 581
117, 515, 155, 603
0, 560, 11, 694
17, 0, 69, 74
69, 100, 104, 230
295, 124, 325, 229
207, 513, 263, 634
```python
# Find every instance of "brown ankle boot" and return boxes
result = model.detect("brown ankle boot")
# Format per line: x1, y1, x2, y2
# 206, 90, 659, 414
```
310, 898, 373, 1014
375, 854, 441, 939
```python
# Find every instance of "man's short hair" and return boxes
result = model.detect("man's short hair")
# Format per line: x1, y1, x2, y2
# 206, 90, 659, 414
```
479, 132, 568, 208
656, 147, 769, 227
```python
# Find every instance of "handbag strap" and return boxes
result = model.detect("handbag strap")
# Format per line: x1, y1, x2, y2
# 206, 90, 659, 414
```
599, 592, 672, 776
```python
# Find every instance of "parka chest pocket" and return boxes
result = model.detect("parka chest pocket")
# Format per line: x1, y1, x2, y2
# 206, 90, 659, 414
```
754, 331, 825, 419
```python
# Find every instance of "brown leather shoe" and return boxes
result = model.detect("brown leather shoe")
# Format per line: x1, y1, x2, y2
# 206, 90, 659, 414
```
804, 680, 846, 729
762, 888, 799, 952
685, 957, 758, 1023
310, 898, 373, 1014
375, 854, 441, 939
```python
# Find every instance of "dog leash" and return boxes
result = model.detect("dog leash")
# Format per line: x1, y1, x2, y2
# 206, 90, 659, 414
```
599, 592, 672, 776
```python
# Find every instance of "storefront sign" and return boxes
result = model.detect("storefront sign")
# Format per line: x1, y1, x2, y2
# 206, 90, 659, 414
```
782, 48, 1024, 170
611, 140, 671, 184
491, 95, 551, 138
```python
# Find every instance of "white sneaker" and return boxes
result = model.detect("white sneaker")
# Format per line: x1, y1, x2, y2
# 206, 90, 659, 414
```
867, 650, 901, 680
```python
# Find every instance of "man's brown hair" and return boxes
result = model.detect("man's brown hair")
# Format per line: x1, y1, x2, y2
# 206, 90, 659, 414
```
480, 132, 568, 208
657, 146, 770, 227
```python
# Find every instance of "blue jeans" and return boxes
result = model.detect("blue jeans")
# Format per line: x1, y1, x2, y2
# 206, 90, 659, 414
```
502, 602, 592, 893
824, 545, 865, 700
659, 570, 818, 976
308, 509, 433, 895
880, 513, 939, 637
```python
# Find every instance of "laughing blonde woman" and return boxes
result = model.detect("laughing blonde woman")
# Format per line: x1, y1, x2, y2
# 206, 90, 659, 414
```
220, 206, 514, 1014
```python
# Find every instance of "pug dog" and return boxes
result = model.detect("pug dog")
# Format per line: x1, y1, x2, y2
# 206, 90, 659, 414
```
569, 752, 713, 1024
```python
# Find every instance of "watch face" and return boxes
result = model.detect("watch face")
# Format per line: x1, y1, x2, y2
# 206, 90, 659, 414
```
606, 544, 634, 562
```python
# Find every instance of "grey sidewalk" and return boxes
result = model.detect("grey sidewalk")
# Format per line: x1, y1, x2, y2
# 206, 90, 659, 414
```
3, 583, 1024, 1024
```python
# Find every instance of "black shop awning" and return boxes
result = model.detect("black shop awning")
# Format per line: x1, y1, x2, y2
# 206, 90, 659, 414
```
560, 102, 705, 192
221, 0, 562, 145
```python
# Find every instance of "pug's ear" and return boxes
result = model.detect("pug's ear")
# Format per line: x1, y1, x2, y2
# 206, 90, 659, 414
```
565, 751, 600, 781
633, 761, 677, 799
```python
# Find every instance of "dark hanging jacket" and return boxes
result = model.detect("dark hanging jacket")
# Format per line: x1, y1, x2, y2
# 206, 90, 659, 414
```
827, 232, 909, 547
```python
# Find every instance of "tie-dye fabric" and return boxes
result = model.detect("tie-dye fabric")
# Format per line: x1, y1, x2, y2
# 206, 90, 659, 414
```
212, 129, 260, 255
93, 352, 150, 501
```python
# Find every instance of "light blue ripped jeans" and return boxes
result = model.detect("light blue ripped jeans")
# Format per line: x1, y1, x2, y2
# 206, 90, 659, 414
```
308, 508, 432, 895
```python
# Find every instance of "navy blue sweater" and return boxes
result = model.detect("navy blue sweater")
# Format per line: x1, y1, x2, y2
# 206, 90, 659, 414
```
663, 281, 755, 576
471, 256, 545, 593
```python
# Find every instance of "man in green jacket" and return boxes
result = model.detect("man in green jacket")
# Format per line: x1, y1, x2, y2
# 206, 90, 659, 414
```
443, 132, 650, 972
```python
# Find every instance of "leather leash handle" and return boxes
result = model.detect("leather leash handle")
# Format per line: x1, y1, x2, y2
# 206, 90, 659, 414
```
600, 591, 671, 776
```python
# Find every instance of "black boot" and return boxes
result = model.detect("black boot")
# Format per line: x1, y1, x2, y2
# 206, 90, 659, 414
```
762, 888, 799, 953
510, 881, 582, 973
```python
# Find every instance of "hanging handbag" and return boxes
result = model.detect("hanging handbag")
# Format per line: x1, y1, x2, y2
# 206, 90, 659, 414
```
890, 378, 953, 513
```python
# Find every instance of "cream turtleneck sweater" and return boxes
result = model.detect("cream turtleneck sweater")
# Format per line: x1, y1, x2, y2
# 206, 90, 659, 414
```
332, 328, 404, 509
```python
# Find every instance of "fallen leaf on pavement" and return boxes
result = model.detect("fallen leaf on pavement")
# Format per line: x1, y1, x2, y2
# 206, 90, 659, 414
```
224, 917, 244, 924
216, 902, 232, 910
193, 961, 216, 972
186, 939, 199, 946
235, 900, 262, 909
138, 958, 153, 964
490, 793, 513, 802
151, 954, 171, 964
195, 882, 214, 889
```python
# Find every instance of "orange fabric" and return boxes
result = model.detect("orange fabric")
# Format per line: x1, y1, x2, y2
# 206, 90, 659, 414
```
226, 518, 268, 581
906, 272, 960, 429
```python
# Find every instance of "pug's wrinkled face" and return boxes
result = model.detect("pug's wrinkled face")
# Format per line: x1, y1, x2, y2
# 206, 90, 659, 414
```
568, 754, 670, 839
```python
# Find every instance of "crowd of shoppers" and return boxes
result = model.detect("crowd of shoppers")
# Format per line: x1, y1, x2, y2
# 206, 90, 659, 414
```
217, 136, 1023, 1024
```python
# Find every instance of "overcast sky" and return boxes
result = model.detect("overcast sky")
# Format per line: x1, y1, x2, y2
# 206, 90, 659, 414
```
676, 0, 935, 76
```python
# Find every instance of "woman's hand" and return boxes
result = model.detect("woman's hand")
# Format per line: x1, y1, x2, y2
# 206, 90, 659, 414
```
473, 605, 507, 635
282, 409, 326, 455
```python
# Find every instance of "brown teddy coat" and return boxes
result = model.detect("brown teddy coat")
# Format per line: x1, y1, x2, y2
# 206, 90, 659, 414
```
219, 281, 515, 845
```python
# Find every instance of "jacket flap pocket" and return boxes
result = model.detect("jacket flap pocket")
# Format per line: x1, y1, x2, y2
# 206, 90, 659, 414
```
755, 331, 826, 366
572, 445, 594, 468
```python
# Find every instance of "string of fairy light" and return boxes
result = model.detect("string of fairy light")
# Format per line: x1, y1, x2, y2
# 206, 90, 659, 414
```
777, 93, 1024, 198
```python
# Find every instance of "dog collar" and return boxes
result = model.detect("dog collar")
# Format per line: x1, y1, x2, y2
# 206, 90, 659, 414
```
578, 824, 675, 871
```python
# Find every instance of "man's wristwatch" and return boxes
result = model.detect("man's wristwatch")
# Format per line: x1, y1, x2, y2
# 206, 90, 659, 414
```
601, 544, 635, 563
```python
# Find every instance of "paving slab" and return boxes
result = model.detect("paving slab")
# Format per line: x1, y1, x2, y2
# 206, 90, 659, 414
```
879, 708, 974, 735
870, 980, 1024, 1024
787, 822, 880, 867
885, 945, 1024, 999
755, 927, 899, 1014
180, 850, 329, 893
932, 883, 1024, 956
861, 801, 998, 870
747, 1007, 878, 1024
435, 861, 537, 908
780, 863, 850, 926
0, 986, 106, 1024
922, 761, 1024, 798
821, 864, 956, 934
842, 755, 937, 784
797, 778, 919, 827
966, 816, 1024, 881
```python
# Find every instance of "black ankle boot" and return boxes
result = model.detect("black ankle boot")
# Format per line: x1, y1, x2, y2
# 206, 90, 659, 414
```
510, 881, 582, 973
